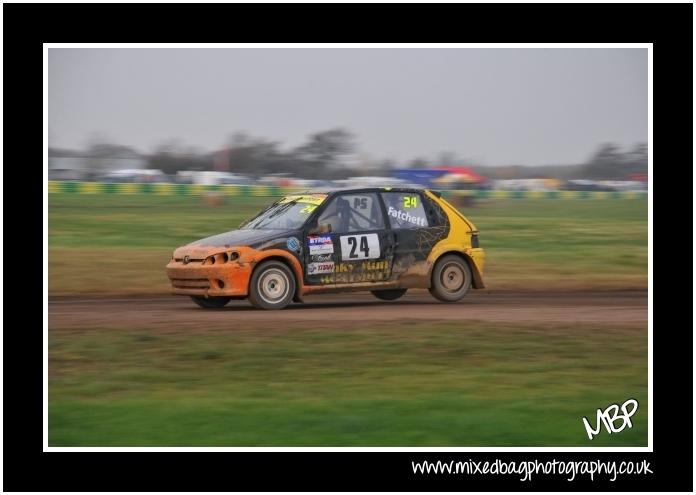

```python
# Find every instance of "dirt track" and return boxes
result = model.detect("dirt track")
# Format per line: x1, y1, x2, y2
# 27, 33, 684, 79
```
49, 290, 647, 330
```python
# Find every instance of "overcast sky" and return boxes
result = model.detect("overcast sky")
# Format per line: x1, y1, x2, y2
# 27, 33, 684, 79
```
48, 47, 647, 166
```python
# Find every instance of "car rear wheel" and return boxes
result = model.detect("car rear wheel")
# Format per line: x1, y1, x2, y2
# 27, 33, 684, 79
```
371, 289, 407, 301
190, 295, 232, 308
248, 260, 296, 310
429, 254, 472, 302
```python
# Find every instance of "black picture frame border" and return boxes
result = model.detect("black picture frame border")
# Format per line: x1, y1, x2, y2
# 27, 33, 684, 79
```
4, 2, 691, 492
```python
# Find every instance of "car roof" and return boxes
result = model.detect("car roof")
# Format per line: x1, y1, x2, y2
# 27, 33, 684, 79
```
293, 186, 438, 196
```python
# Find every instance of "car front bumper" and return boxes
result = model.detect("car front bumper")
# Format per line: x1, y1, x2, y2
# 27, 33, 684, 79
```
166, 259, 252, 297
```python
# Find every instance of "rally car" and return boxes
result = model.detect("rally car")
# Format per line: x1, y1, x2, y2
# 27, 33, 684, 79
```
166, 187, 485, 309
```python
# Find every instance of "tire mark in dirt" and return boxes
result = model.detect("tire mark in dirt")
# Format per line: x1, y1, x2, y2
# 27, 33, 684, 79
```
49, 290, 648, 330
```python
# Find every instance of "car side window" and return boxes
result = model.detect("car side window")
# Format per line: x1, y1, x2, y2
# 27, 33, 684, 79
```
317, 193, 385, 233
422, 194, 448, 227
381, 192, 430, 229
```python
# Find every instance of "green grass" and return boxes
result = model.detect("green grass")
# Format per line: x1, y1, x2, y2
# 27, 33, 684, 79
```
49, 194, 270, 249
48, 194, 648, 294
48, 194, 649, 447
49, 321, 647, 447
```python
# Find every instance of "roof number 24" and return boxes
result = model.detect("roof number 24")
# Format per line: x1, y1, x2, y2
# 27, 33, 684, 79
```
403, 196, 418, 208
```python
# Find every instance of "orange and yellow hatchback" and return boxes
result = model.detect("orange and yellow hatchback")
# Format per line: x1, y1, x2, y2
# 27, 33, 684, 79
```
166, 187, 485, 309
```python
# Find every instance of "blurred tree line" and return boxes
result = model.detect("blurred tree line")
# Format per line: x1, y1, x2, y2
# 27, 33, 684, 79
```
471, 143, 648, 181
149, 128, 357, 180
580, 142, 647, 180
49, 128, 647, 181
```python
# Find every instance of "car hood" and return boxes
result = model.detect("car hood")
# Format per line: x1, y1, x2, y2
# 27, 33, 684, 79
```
173, 229, 297, 259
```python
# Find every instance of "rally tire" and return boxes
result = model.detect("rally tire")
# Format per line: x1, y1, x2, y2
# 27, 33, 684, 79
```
429, 254, 473, 302
248, 260, 296, 310
190, 296, 232, 308
371, 289, 407, 301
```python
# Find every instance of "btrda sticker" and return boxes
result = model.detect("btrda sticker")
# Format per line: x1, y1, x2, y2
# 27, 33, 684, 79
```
308, 236, 334, 255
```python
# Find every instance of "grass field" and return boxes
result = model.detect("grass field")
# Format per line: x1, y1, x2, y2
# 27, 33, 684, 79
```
48, 193, 649, 446
49, 321, 647, 446
48, 193, 648, 294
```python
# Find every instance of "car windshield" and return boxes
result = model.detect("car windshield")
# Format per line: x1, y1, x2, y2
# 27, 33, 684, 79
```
241, 194, 327, 230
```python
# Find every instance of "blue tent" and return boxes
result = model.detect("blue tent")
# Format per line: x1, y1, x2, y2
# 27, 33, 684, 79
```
392, 168, 449, 188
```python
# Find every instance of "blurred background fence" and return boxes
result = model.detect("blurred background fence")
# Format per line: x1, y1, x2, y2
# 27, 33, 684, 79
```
48, 181, 647, 200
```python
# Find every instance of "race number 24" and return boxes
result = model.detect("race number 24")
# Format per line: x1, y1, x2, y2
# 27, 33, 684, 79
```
340, 234, 380, 260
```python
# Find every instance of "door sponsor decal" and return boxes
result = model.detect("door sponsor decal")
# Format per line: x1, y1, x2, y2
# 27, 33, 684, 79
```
308, 261, 335, 275
335, 260, 389, 273
339, 233, 380, 260
286, 236, 301, 253
308, 235, 334, 255
311, 254, 333, 262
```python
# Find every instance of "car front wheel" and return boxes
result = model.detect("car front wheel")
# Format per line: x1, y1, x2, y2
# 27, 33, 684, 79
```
190, 295, 232, 308
248, 260, 296, 310
429, 254, 472, 302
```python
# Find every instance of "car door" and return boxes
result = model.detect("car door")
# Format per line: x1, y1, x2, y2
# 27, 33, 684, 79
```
380, 191, 447, 287
304, 192, 394, 286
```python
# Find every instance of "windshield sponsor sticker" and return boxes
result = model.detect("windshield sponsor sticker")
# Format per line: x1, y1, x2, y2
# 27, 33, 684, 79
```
308, 261, 335, 275
279, 194, 327, 206
308, 235, 334, 255
299, 204, 318, 214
